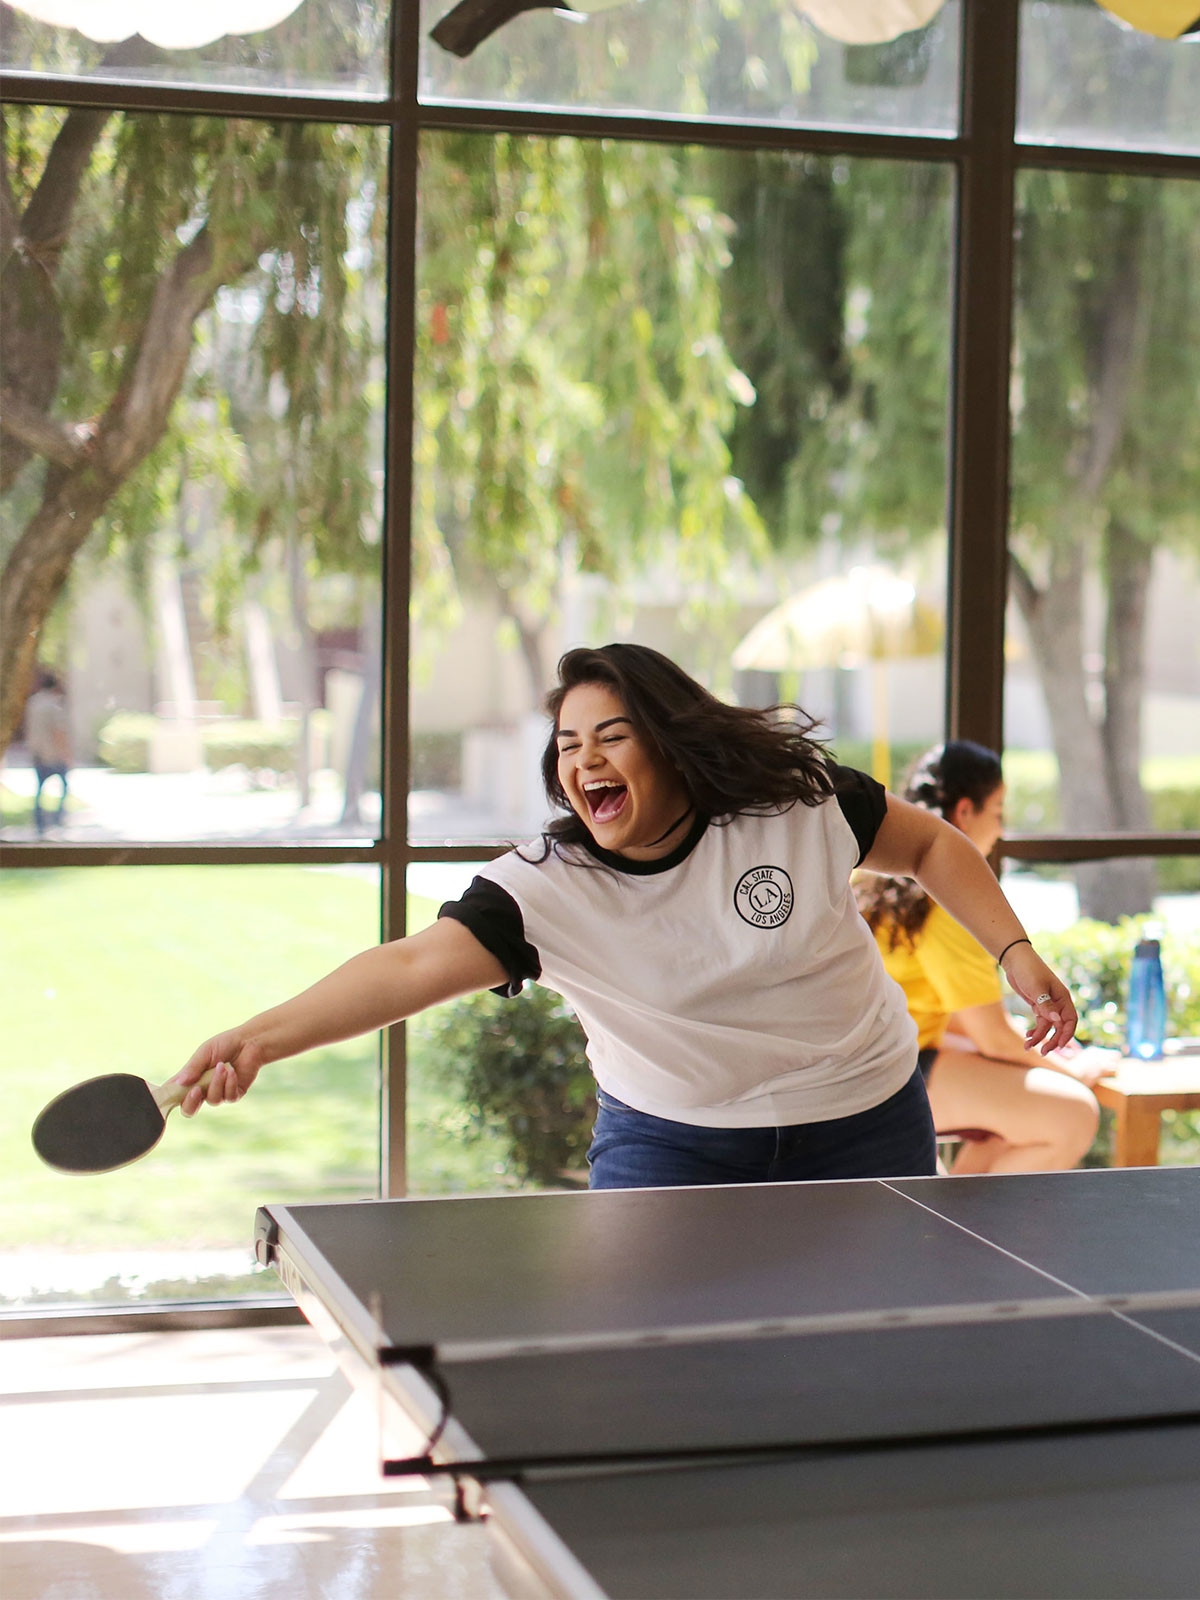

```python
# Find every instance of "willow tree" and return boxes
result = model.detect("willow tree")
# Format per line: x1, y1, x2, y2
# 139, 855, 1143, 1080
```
708, 148, 1199, 922
414, 130, 765, 698
2, 76, 766, 764
0, 87, 384, 756
1008, 169, 1200, 918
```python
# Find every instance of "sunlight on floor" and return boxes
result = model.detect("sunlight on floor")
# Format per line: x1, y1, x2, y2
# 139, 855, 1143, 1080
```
0, 1324, 504, 1600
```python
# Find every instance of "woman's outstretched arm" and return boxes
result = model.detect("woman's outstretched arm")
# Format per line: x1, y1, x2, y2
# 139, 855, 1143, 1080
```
172, 918, 508, 1116
861, 793, 1077, 1054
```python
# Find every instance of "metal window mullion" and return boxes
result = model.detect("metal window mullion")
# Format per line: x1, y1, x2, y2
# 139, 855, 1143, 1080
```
379, 0, 424, 1200
944, 0, 1020, 756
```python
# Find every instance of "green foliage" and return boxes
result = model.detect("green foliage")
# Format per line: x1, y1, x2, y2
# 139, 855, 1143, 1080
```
1025, 915, 1200, 1168
202, 721, 298, 777
1033, 918, 1200, 1047
0, 783, 34, 827
414, 131, 768, 686
1011, 171, 1200, 550
2, 103, 388, 745
95, 712, 157, 773
707, 151, 953, 553
411, 986, 595, 1187
96, 713, 298, 776
828, 739, 930, 786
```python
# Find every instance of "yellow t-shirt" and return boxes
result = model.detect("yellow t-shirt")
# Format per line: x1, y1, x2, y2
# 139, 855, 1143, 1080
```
875, 903, 1003, 1050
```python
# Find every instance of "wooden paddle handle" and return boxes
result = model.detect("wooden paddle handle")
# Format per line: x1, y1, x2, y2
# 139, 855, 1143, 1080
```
153, 1066, 218, 1115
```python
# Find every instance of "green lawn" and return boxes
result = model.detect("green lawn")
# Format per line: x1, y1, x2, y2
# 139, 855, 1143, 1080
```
0, 867, 510, 1290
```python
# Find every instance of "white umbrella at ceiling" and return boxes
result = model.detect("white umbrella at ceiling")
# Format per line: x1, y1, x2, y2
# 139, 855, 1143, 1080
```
732, 565, 943, 788
798, 0, 946, 46
5, 0, 305, 48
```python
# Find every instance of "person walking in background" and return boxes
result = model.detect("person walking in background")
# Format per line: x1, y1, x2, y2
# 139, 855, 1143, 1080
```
25, 670, 72, 837
857, 740, 1105, 1175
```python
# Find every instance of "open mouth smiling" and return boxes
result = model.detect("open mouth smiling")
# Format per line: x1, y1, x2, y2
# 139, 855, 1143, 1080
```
582, 779, 629, 823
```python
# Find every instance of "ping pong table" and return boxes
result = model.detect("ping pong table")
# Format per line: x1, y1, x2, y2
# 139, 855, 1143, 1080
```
254, 1166, 1200, 1598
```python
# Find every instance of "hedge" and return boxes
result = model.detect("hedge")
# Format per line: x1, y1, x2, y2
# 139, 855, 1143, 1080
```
96, 713, 299, 776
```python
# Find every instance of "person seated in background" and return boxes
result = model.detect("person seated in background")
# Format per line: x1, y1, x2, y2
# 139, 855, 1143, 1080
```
857, 740, 1106, 1175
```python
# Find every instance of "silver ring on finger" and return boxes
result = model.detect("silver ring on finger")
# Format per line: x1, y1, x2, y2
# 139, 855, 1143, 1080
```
1035, 993, 1052, 1004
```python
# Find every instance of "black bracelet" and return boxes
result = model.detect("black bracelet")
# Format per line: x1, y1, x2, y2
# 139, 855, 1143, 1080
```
997, 937, 1031, 966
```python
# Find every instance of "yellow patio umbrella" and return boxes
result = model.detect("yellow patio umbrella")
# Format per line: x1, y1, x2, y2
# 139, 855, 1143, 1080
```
732, 565, 943, 789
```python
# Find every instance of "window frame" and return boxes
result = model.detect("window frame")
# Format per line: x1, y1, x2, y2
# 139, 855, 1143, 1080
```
2, 0, 1198, 1330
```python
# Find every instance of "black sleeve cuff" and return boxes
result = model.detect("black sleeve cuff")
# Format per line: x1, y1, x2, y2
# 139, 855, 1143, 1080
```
437, 875, 542, 998
828, 763, 888, 865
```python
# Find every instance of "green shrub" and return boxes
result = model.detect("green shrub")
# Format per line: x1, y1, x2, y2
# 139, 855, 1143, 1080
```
827, 740, 929, 785
411, 730, 462, 791
1032, 917, 1200, 1046
1149, 788, 1200, 893
96, 714, 299, 777
411, 986, 594, 1186
202, 720, 298, 776
96, 711, 157, 772
0, 784, 33, 826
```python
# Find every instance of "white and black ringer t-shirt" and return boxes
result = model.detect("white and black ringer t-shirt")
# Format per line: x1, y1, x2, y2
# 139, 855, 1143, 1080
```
437, 766, 918, 1129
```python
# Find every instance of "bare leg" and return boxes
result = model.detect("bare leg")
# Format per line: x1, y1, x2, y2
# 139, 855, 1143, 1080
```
926, 1047, 1099, 1174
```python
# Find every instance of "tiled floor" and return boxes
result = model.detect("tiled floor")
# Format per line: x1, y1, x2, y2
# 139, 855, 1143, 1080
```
0, 1324, 505, 1599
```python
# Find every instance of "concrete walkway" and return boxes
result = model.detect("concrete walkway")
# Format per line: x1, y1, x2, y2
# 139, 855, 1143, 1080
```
0, 760, 523, 846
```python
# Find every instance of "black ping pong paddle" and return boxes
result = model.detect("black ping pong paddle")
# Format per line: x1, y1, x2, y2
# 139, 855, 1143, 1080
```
31, 1067, 217, 1174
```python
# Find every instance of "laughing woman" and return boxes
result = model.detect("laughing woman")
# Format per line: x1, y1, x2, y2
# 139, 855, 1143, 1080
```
174, 644, 1077, 1188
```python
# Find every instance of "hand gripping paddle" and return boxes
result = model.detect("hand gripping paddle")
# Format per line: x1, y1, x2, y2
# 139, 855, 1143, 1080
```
32, 1068, 216, 1174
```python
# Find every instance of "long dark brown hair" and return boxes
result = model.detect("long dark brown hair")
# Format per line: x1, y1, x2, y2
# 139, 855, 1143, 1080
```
535, 643, 835, 859
857, 739, 1004, 948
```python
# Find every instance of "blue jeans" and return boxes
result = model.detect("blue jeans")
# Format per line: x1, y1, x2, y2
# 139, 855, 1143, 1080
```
33, 763, 68, 835
587, 1066, 936, 1189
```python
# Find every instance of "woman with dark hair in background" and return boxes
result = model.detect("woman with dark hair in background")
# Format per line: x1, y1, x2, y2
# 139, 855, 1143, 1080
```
174, 645, 1077, 1189
857, 740, 1104, 1175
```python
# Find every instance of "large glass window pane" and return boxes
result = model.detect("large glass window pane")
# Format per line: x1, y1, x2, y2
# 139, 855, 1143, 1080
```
0, 1, 389, 98
1, 865, 380, 1312
410, 134, 953, 846
406, 860, 595, 1195
1005, 169, 1200, 922
999, 858, 1199, 1167
419, 0, 960, 134
1, 110, 387, 844
1018, 0, 1200, 156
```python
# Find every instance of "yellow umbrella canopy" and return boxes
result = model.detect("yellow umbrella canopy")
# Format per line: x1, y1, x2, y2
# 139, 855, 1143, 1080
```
733, 566, 942, 673
1094, 2, 1200, 39
732, 566, 943, 788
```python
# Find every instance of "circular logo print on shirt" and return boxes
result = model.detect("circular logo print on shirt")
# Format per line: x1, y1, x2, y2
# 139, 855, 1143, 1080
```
734, 865, 794, 928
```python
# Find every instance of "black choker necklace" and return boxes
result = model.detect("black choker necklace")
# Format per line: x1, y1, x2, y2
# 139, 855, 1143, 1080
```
644, 807, 695, 849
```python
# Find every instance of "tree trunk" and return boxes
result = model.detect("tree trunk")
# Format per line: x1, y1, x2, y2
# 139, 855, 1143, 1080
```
288, 539, 320, 811
1101, 516, 1153, 831
340, 596, 381, 830
0, 463, 120, 751
0, 223, 262, 756
1010, 540, 1112, 835
1087, 515, 1155, 919
1010, 529, 1156, 924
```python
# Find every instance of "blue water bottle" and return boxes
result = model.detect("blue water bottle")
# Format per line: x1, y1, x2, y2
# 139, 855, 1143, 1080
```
1127, 933, 1166, 1061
